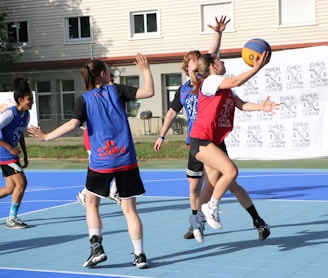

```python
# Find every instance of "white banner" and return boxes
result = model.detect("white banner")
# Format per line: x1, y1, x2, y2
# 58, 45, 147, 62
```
224, 45, 328, 160
0, 92, 38, 127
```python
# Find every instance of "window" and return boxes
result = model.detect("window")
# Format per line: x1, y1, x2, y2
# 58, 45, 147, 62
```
130, 10, 160, 38
164, 74, 182, 112
36, 81, 52, 120
65, 16, 91, 43
2, 83, 12, 92
279, 0, 315, 26
121, 76, 140, 117
6, 21, 29, 47
61, 80, 75, 120
201, 2, 234, 33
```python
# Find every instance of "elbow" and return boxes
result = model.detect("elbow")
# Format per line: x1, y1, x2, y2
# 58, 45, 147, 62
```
145, 89, 155, 98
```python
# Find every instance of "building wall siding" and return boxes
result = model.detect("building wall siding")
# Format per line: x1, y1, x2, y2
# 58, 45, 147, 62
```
2, 0, 327, 64
1, 0, 327, 136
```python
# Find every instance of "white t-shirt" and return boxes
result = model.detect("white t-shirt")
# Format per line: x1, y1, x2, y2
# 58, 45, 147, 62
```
201, 74, 237, 97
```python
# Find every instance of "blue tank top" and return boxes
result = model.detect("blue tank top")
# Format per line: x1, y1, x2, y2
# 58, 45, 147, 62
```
83, 85, 138, 173
0, 106, 30, 164
179, 81, 198, 144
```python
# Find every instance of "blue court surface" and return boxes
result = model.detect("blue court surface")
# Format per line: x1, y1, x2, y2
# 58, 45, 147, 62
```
0, 168, 328, 278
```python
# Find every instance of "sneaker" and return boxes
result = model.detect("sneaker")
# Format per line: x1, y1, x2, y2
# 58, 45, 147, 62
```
189, 214, 204, 243
5, 216, 28, 229
83, 235, 107, 267
201, 202, 222, 230
76, 191, 86, 207
254, 219, 270, 241
108, 192, 121, 205
133, 253, 148, 269
183, 226, 194, 239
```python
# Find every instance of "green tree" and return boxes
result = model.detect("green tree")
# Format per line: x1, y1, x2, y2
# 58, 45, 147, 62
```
0, 9, 22, 71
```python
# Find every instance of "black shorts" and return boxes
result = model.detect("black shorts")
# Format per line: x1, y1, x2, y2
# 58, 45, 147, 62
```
186, 151, 203, 178
189, 138, 228, 160
86, 167, 145, 199
1, 162, 23, 177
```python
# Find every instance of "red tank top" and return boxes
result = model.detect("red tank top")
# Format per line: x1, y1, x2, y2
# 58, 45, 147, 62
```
190, 87, 235, 145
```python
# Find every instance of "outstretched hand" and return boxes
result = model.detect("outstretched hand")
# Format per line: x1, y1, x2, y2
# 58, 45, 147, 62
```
27, 125, 45, 141
261, 96, 280, 114
207, 15, 231, 34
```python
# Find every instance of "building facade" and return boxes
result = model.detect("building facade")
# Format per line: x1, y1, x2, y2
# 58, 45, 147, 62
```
0, 0, 327, 136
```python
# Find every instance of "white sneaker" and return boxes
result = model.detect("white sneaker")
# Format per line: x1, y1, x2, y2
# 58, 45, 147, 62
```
201, 202, 222, 230
76, 191, 86, 207
108, 192, 121, 205
6, 216, 28, 229
189, 215, 204, 243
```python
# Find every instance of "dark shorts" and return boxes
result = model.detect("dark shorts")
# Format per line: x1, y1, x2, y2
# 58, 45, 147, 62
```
186, 151, 204, 178
189, 137, 228, 161
1, 162, 23, 177
86, 167, 145, 199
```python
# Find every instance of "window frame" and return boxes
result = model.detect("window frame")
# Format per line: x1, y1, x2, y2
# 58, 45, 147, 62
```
278, 0, 316, 27
60, 80, 75, 120
162, 73, 182, 114
5, 20, 30, 48
120, 75, 141, 117
200, 2, 234, 33
129, 10, 161, 39
35, 81, 52, 121
64, 16, 93, 44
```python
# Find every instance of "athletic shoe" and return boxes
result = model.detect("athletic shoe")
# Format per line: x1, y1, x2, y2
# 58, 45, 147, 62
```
108, 192, 121, 205
133, 253, 148, 269
201, 202, 223, 230
5, 216, 28, 229
183, 226, 194, 239
189, 214, 204, 243
76, 191, 86, 207
254, 219, 270, 241
83, 235, 107, 267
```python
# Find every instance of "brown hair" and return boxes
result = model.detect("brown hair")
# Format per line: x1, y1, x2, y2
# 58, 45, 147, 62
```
81, 60, 108, 90
190, 54, 215, 94
181, 50, 202, 76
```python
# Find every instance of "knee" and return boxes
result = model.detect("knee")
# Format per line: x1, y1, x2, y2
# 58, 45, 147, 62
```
223, 167, 238, 187
228, 166, 238, 180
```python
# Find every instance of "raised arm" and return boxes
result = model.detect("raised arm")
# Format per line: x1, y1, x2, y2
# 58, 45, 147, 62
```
208, 15, 231, 55
220, 51, 270, 89
134, 53, 155, 99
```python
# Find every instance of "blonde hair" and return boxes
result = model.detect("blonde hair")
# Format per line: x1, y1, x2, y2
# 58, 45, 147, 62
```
190, 53, 215, 94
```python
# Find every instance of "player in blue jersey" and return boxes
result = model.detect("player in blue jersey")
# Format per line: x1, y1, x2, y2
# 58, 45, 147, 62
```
0, 77, 34, 229
154, 16, 270, 243
28, 53, 154, 269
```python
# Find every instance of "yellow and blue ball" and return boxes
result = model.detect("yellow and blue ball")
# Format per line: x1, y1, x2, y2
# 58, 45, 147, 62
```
242, 38, 271, 67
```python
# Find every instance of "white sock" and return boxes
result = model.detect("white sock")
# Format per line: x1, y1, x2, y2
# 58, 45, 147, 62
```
209, 197, 219, 208
89, 228, 102, 239
132, 239, 144, 255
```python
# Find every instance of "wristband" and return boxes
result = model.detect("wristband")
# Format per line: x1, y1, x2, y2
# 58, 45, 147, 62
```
158, 136, 165, 141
